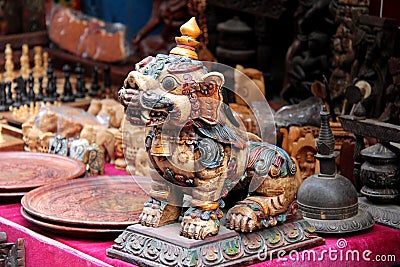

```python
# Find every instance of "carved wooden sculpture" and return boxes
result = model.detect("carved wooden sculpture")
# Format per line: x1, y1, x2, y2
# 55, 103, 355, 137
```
132, 0, 191, 58
80, 125, 115, 164
119, 18, 301, 240
83, 143, 105, 176
0, 232, 25, 267
379, 57, 400, 125
281, 0, 336, 103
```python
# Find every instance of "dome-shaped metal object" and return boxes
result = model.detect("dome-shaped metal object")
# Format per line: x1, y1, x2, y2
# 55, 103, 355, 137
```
297, 106, 374, 233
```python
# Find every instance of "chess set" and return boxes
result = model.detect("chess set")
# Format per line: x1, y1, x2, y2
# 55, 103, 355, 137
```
0, 43, 113, 125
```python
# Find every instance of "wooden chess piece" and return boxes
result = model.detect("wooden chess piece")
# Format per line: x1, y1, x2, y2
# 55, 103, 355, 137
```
81, 66, 88, 93
13, 76, 27, 105
5, 81, 13, 106
42, 51, 48, 76
27, 72, 36, 104
53, 74, 59, 98
0, 82, 8, 111
12, 79, 23, 108
44, 58, 57, 103
61, 64, 75, 102
33, 46, 43, 79
21, 78, 28, 104
36, 76, 44, 101
44, 72, 55, 102
89, 66, 100, 97
4, 44, 14, 83
20, 44, 30, 80
74, 63, 85, 98
51, 75, 58, 102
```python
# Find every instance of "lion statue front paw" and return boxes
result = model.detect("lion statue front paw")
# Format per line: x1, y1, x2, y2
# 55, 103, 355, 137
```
226, 200, 265, 233
138, 198, 180, 227
180, 207, 223, 239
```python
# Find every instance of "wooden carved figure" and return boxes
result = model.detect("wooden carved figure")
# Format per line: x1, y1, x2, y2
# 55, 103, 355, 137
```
113, 128, 127, 170
84, 143, 105, 176
80, 124, 116, 164
378, 58, 400, 125
132, 0, 191, 58
122, 122, 149, 176
119, 18, 301, 240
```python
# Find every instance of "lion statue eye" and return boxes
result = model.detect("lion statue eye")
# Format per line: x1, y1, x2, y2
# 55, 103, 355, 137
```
161, 76, 177, 91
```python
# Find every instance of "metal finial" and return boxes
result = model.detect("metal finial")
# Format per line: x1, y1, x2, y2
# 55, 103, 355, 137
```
315, 105, 337, 176
316, 105, 334, 155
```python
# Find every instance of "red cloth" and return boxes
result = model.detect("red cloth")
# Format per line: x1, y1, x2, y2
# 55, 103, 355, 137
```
1, 163, 399, 266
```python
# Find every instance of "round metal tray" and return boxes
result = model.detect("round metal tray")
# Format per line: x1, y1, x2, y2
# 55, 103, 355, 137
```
21, 175, 148, 227
0, 152, 86, 192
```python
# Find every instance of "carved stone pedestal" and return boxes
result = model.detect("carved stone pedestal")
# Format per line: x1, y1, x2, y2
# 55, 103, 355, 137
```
358, 197, 400, 229
106, 220, 324, 267
0, 232, 25, 267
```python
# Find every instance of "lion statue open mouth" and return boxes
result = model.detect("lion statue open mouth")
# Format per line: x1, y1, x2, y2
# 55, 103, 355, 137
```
118, 18, 302, 240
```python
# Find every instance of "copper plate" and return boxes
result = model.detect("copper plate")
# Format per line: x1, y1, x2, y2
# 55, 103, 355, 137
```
20, 208, 122, 239
0, 152, 86, 192
21, 176, 148, 227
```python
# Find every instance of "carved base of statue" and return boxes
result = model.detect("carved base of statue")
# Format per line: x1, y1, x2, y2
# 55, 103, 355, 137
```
107, 219, 324, 267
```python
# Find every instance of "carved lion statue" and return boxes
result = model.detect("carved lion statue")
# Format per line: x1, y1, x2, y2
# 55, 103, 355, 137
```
118, 19, 301, 240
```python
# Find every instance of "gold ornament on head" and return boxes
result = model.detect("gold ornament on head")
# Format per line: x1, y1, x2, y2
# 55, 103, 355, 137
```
170, 17, 200, 60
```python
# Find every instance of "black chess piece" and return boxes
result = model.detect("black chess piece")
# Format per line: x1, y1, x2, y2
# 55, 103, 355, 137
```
74, 63, 85, 98
61, 64, 75, 102
89, 66, 101, 97
27, 72, 36, 103
21, 78, 28, 103
81, 66, 88, 93
0, 82, 8, 111
5, 81, 13, 106
103, 65, 111, 98
12, 77, 25, 108
36, 76, 44, 101
44, 72, 54, 103
44, 73, 57, 103
45, 58, 53, 98
53, 74, 60, 98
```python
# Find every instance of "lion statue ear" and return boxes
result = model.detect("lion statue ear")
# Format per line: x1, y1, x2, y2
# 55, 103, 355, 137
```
198, 72, 225, 124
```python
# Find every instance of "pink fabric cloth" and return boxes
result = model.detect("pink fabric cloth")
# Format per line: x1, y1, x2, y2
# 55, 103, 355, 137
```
0, 163, 399, 266
103, 163, 129, 176
2, 203, 400, 267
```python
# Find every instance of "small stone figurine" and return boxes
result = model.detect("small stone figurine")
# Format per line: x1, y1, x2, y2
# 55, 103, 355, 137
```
118, 18, 301, 240
48, 135, 68, 156
70, 138, 89, 162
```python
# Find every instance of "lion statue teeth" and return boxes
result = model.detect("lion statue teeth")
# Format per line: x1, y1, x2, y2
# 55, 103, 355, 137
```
118, 18, 302, 240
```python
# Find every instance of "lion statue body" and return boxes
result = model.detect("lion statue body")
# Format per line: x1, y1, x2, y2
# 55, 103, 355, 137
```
119, 52, 302, 239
